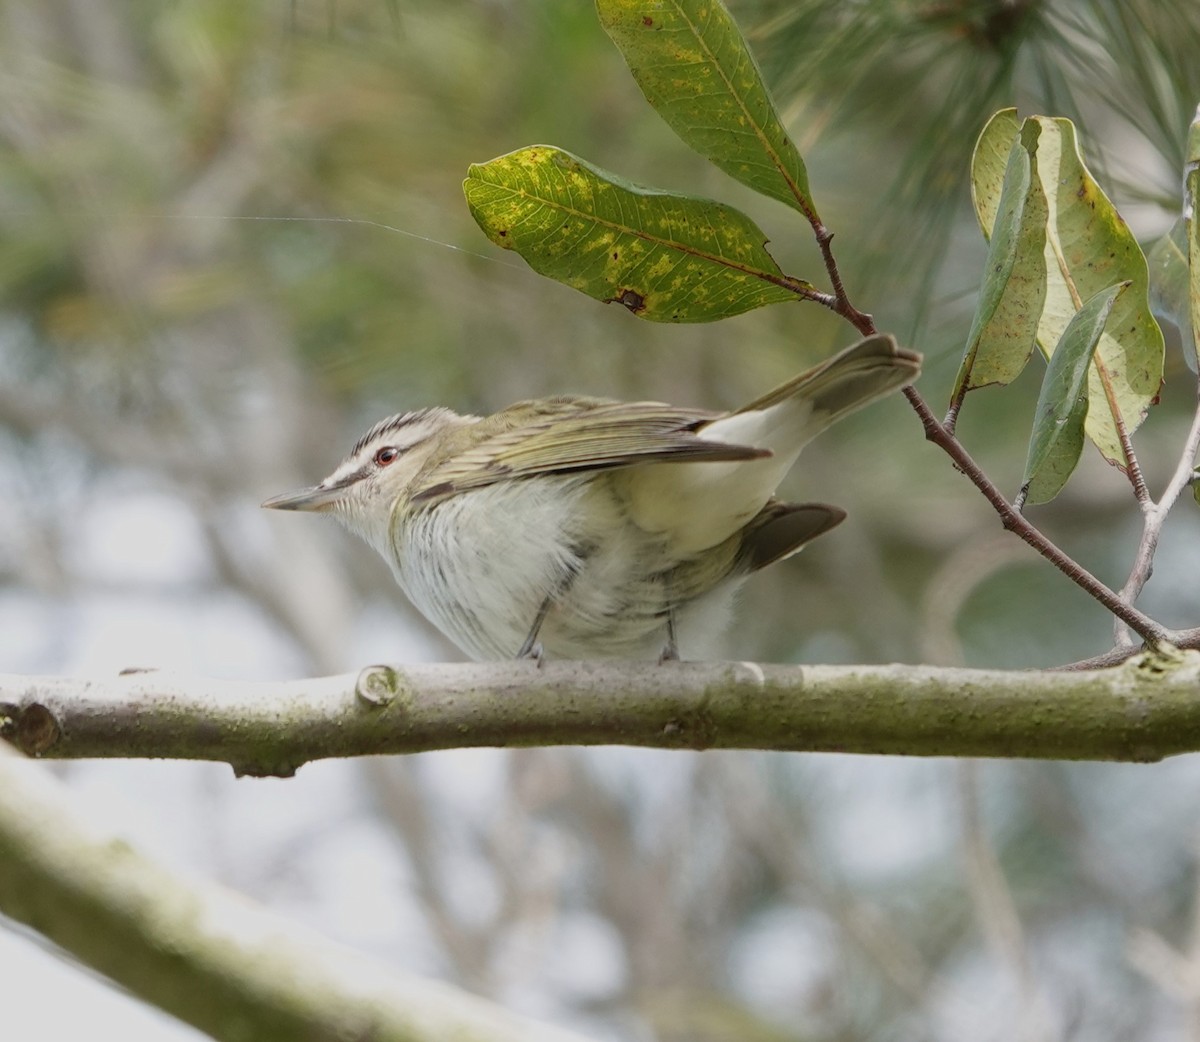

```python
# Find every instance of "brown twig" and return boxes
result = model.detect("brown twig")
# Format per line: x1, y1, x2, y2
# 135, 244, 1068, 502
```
812, 221, 874, 335
1052, 628, 1200, 672
800, 231, 1174, 650
1094, 354, 1152, 506
901, 385, 1172, 647
944, 389, 967, 437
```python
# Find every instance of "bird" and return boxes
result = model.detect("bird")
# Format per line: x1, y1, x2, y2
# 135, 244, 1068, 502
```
263, 334, 920, 662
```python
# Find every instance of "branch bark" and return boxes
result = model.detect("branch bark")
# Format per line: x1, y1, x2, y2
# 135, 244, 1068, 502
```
4, 655, 1200, 776
0, 746, 593, 1042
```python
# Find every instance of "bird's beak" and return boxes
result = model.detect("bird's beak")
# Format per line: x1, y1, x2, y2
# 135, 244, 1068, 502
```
264, 465, 369, 512
261, 482, 346, 512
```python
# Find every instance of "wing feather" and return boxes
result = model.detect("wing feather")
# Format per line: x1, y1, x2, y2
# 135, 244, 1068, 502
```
411, 397, 767, 503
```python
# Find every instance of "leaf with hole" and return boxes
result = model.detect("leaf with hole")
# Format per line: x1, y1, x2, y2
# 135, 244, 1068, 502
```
463, 146, 811, 323
1022, 282, 1129, 506
596, 0, 816, 219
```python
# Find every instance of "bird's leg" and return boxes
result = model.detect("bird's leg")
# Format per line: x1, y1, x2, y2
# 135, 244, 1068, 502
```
516, 595, 553, 666
658, 609, 680, 664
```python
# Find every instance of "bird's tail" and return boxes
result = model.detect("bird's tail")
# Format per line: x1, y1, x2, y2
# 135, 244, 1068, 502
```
703, 333, 922, 457
621, 334, 920, 556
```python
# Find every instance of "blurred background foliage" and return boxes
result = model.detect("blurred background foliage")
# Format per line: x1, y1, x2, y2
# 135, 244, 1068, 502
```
3, 1, 1200, 1040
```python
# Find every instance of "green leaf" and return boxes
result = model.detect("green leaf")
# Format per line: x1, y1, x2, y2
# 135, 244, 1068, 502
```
1022, 282, 1130, 505
463, 146, 810, 323
1147, 218, 1194, 371
952, 119, 1048, 410
972, 112, 1165, 471
970, 108, 1022, 238
596, 0, 816, 219
1187, 102, 1200, 370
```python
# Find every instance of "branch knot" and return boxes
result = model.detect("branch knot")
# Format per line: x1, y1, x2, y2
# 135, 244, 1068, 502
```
356, 665, 402, 707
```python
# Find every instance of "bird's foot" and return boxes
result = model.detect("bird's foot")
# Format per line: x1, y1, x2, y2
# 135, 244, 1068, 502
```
658, 610, 680, 664
516, 638, 545, 668
516, 595, 552, 667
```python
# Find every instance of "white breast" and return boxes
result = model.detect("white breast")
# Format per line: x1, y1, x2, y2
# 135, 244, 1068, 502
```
389, 478, 590, 659
388, 474, 742, 660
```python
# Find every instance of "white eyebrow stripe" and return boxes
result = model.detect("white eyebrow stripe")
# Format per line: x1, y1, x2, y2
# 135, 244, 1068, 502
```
350, 408, 456, 456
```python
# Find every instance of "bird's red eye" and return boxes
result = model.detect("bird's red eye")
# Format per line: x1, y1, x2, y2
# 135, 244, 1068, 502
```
374, 447, 400, 466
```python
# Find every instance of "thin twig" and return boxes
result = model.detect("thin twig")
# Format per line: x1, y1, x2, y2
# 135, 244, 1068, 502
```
958, 762, 1055, 1042
1094, 355, 1152, 507
1114, 376, 1200, 645
812, 221, 874, 334
1052, 628, 1200, 672
717, 756, 948, 1011
363, 760, 496, 990
802, 217, 1175, 649
901, 385, 1172, 646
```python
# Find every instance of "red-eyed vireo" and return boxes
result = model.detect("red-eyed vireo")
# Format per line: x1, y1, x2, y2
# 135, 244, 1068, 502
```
263, 334, 920, 661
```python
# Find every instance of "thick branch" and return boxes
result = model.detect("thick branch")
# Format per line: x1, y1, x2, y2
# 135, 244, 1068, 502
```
4, 656, 1200, 775
0, 747, 592, 1042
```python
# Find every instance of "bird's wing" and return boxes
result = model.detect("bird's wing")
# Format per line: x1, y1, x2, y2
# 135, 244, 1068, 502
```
410, 396, 767, 503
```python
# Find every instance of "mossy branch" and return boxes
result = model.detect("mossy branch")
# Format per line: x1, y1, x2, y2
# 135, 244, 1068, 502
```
4, 654, 1200, 777
0, 746, 594, 1042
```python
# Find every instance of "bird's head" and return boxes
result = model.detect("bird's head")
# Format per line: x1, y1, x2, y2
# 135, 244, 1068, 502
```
262, 407, 472, 555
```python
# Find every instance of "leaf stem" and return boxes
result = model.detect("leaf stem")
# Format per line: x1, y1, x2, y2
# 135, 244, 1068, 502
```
1053, 627, 1200, 671
1094, 354, 1151, 505
812, 222, 874, 334
944, 390, 967, 436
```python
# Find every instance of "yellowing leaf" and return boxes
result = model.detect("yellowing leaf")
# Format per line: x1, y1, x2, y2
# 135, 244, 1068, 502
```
971, 112, 1165, 471
1033, 117, 1164, 470
464, 147, 810, 322
971, 108, 1022, 238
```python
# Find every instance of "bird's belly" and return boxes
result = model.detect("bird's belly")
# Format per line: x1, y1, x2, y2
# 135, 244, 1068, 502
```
391, 476, 738, 660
